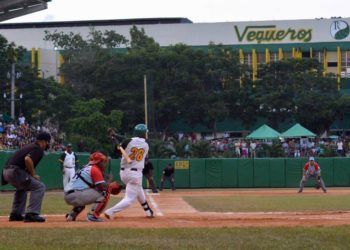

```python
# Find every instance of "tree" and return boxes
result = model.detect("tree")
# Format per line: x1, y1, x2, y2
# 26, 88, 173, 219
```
255, 59, 339, 132
44, 28, 129, 98
43, 28, 342, 138
21, 78, 77, 125
66, 98, 123, 153
0, 34, 85, 128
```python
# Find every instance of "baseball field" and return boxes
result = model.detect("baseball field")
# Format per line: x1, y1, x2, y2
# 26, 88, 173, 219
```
2, 188, 350, 249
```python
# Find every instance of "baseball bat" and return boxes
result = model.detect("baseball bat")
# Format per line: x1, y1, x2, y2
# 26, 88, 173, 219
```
117, 145, 132, 164
107, 128, 132, 164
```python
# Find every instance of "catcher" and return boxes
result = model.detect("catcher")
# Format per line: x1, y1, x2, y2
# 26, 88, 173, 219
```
298, 157, 327, 193
64, 152, 122, 222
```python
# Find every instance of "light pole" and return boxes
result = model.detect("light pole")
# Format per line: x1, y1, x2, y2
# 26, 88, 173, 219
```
54, 47, 59, 82
3, 92, 24, 119
19, 93, 23, 114
3, 93, 6, 112
144, 74, 148, 139
7, 63, 22, 119
10, 62, 15, 119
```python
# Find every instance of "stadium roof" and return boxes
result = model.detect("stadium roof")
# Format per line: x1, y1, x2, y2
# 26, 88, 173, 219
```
0, 17, 193, 29
0, 0, 50, 22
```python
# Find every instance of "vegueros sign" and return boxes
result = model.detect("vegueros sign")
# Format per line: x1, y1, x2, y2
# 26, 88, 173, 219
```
234, 25, 313, 44
330, 20, 350, 40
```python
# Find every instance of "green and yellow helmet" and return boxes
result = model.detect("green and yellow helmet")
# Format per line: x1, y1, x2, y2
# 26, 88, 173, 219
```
133, 124, 148, 137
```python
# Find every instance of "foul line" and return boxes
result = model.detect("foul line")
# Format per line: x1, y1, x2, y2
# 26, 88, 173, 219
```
148, 195, 164, 217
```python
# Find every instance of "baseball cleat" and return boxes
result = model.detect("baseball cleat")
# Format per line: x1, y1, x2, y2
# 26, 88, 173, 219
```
145, 209, 154, 218
86, 213, 104, 222
104, 212, 112, 220
65, 213, 76, 222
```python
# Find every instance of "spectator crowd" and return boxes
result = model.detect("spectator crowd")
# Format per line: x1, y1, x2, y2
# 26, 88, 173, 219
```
2, 113, 350, 159
0, 113, 64, 152
163, 132, 350, 158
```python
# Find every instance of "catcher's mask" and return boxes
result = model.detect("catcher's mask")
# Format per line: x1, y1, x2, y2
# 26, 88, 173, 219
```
89, 152, 107, 166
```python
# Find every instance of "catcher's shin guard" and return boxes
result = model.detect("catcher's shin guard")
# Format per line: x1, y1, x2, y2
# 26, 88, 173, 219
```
91, 192, 110, 217
141, 201, 154, 217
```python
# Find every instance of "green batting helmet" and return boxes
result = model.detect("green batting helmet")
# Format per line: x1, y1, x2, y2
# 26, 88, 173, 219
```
133, 124, 148, 137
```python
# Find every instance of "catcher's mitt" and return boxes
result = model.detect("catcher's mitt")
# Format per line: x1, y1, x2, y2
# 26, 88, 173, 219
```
108, 181, 123, 195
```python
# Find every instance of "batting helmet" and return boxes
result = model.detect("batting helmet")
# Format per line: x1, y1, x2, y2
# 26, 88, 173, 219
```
89, 152, 107, 165
133, 124, 148, 137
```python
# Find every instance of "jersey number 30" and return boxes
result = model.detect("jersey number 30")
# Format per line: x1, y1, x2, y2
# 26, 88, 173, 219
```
129, 147, 145, 161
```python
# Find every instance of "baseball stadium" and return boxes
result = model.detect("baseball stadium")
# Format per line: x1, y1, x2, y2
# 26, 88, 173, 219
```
2, 0, 350, 249
1, 16, 350, 91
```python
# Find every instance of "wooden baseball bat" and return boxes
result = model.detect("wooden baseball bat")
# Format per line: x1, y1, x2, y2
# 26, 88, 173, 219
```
107, 128, 132, 164
117, 145, 132, 164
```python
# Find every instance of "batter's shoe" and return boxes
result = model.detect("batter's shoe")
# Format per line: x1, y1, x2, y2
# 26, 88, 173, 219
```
24, 213, 46, 222
9, 213, 24, 221
298, 190, 302, 193
104, 212, 112, 220
145, 208, 154, 218
87, 213, 104, 222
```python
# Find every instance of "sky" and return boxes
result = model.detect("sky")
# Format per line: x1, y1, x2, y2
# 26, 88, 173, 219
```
4, 0, 350, 23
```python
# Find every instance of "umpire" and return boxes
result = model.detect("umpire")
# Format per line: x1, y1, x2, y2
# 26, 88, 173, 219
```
143, 158, 158, 193
1, 132, 51, 222
159, 163, 176, 191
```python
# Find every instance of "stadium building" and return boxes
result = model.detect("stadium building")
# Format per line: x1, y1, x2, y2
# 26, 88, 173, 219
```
1, 16, 350, 134
0, 16, 349, 91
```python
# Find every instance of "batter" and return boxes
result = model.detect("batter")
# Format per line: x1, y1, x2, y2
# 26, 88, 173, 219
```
104, 124, 154, 219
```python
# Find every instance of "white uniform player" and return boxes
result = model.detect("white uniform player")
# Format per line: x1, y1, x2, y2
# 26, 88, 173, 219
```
59, 144, 79, 191
104, 124, 154, 219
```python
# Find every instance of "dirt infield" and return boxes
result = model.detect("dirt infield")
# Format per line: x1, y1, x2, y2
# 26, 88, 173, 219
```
2, 188, 350, 228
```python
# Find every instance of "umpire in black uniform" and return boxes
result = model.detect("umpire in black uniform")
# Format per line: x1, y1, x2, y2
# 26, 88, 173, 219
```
159, 163, 176, 191
1, 132, 51, 222
143, 158, 158, 193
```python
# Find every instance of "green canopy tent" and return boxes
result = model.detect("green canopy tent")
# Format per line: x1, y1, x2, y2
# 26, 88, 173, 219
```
246, 124, 281, 139
281, 123, 316, 138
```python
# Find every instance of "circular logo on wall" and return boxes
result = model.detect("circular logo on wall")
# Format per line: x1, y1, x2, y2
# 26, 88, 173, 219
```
330, 20, 350, 40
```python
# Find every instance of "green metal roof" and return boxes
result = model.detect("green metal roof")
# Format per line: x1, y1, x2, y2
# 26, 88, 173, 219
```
330, 117, 350, 131
246, 124, 281, 139
281, 123, 316, 138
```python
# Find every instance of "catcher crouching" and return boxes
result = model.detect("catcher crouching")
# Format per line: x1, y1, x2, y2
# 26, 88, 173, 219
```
64, 152, 122, 222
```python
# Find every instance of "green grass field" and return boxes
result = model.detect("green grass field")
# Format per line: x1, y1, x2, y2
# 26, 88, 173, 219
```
1, 227, 350, 250
0, 192, 121, 216
3, 191, 348, 215
184, 195, 350, 212
2, 191, 350, 249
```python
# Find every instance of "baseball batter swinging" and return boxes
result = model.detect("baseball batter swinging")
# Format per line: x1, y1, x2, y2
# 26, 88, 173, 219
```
298, 157, 327, 193
104, 124, 154, 219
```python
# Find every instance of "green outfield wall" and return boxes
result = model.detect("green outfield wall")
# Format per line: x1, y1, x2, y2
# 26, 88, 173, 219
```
1, 152, 350, 190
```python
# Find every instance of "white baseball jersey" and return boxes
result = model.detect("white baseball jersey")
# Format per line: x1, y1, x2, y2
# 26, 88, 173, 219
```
104, 136, 152, 218
121, 137, 149, 170
63, 151, 77, 168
